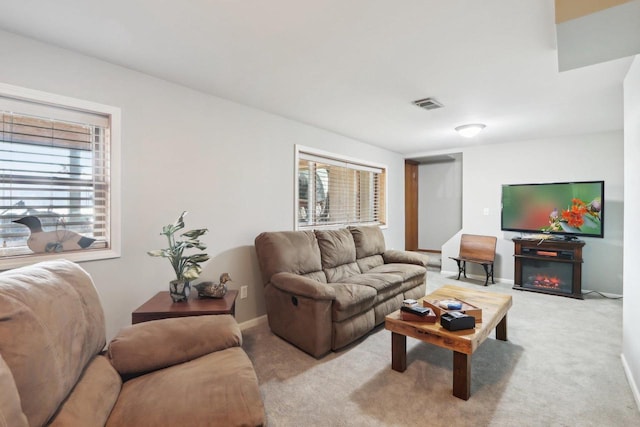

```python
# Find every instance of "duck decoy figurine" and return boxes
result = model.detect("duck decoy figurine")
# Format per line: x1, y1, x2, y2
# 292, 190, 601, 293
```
194, 273, 231, 298
13, 216, 96, 253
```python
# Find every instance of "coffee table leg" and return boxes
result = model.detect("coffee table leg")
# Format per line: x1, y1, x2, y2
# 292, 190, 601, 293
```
496, 313, 508, 341
453, 351, 471, 400
391, 332, 407, 372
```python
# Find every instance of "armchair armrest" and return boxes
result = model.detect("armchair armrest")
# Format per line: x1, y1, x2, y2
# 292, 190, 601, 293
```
271, 272, 336, 300
383, 250, 429, 267
108, 314, 240, 376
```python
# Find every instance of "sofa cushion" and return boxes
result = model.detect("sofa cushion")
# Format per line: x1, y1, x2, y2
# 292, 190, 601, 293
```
348, 225, 386, 259
255, 230, 323, 283
48, 355, 121, 427
355, 254, 384, 273
324, 262, 361, 283
315, 229, 357, 268
397, 273, 427, 295
337, 272, 402, 293
404, 282, 427, 301
106, 348, 265, 427
315, 229, 361, 282
328, 283, 376, 322
368, 263, 426, 283
0, 260, 105, 427
339, 273, 404, 305
108, 315, 241, 376
0, 354, 28, 427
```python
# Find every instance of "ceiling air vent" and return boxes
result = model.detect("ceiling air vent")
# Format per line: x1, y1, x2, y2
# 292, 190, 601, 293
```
413, 97, 443, 110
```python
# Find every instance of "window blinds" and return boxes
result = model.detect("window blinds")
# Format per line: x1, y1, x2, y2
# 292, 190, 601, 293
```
298, 151, 386, 228
0, 107, 110, 256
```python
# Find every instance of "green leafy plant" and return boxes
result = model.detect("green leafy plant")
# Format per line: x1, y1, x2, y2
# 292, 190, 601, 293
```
147, 211, 210, 281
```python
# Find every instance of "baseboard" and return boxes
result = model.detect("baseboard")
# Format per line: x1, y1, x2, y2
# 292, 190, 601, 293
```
621, 353, 640, 411
440, 269, 458, 277
239, 314, 268, 331
439, 270, 513, 285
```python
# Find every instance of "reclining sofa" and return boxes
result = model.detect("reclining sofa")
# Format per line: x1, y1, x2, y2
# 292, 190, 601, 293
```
255, 225, 428, 358
0, 260, 265, 427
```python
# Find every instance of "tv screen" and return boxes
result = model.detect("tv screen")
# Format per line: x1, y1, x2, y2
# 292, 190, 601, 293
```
501, 181, 604, 238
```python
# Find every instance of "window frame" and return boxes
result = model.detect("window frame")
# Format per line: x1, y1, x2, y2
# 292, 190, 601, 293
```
294, 145, 387, 230
0, 82, 121, 269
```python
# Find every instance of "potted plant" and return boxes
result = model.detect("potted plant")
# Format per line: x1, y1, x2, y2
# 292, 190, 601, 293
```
148, 211, 210, 302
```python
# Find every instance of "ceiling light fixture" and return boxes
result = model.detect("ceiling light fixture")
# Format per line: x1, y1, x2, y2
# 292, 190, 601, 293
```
455, 123, 486, 138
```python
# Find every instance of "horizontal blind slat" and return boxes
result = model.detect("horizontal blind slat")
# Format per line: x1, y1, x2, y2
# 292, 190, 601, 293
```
0, 176, 104, 186
0, 98, 109, 128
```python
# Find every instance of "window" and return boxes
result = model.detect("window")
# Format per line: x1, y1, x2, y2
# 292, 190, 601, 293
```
0, 83, 120, 268
295, 146, 386, 229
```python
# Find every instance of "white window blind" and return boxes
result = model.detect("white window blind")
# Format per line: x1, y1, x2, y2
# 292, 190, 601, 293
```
0, 97, 111, 258
296, 148, 386, 228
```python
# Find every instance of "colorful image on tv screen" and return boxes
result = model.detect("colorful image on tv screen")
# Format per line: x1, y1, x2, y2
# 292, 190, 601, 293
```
501, 182, 603, 237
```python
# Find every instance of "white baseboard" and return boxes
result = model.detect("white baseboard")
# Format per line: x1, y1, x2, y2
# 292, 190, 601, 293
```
239, 314, 268, 330
621, 353, 640, 411
439, 270, 513, 285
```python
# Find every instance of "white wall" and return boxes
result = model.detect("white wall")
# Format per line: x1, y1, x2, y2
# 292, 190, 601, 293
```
418, 157, 462, 250
623, 55, 640, 408
438, 132, 624, 294
0, 30, 406, 340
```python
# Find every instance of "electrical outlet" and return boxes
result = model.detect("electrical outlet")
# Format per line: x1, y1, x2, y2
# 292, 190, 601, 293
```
483, 208, 490, 216
240, 286, 248, 299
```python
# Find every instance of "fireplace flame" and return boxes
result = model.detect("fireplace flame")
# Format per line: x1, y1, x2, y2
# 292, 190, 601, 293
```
529, 275, 563, 289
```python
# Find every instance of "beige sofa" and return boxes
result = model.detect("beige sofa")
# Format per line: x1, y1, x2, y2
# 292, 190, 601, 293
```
255, 225, 428, 358
0, 260, 265, 427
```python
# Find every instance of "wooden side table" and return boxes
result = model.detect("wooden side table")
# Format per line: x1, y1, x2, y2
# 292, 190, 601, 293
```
132, 289, 238, 324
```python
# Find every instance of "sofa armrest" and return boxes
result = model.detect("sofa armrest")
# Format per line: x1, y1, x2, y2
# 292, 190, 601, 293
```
383, 250, 429, 267
271, 272, 336, 300
108, 314, 241, 376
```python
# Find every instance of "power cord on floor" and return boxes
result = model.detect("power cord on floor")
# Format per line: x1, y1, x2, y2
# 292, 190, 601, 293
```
582, 290, 622, 299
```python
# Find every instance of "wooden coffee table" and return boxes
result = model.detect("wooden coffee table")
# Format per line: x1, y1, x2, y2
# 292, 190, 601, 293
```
385, 284, 512, 400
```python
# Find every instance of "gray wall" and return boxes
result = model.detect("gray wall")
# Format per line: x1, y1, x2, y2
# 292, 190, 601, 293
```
437, 131, 624, 295
417, 157, 462, 250
0, 30, 406, 340
623, 55, 640, 409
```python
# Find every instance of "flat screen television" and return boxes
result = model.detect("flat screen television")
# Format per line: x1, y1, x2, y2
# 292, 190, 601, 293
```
501, 180, 604, 239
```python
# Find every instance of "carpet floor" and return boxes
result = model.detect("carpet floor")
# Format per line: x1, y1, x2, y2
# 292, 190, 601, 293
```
242, 269, 640, 426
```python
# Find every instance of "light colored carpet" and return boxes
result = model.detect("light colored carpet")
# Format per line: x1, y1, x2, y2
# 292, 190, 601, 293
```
242, 269, 640, 426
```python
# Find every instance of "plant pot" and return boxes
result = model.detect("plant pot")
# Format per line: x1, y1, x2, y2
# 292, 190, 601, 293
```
169, 280, 191, 302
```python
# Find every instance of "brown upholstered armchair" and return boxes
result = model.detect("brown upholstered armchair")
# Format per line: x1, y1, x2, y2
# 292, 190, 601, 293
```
0, 260, 265, 427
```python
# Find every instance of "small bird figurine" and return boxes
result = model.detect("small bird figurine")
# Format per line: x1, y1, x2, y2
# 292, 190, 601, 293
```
13, 216, 96, 253
194, 273, 231, 299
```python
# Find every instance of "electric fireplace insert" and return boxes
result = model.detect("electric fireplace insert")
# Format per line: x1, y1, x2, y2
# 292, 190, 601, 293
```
513, 237, 584, 299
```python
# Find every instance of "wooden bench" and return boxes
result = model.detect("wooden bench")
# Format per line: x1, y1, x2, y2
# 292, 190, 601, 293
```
449, 234, 497, 286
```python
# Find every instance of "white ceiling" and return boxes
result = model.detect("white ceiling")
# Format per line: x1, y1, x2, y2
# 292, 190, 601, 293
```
0, 0, 633, 155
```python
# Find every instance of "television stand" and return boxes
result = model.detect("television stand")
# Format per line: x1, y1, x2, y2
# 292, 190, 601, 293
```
513, 238, 584, 299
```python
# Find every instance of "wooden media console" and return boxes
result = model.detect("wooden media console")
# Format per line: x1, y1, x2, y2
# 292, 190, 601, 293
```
513, 237, 585, 299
